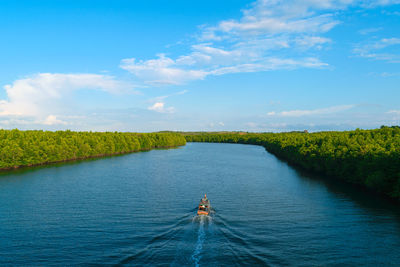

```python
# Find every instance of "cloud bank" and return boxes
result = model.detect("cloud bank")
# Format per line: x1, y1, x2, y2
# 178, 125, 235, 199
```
267, 105, 355, 117
0, 73, 133, 125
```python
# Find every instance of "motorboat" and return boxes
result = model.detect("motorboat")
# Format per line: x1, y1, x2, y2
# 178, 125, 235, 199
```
197, 194, 210, 216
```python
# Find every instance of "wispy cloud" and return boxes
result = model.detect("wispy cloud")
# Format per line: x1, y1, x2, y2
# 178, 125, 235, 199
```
358, 27, 383, 35
121, 0, 400, 86
361, 0, 400, 8
354, 37, 400, 63
294, 36, 331, 49
199, 0, 343, 40
267, 105, 355, 117
380, 72, 400, 77
120, 55, 208, 85
120, 0, 355, 85
387, 110, 400, 115
147, 90, 187, 113
150, 90, 188, 103
208, 121, 225, 128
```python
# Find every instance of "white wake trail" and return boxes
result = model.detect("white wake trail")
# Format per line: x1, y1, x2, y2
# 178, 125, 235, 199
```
191, 217, 205, 267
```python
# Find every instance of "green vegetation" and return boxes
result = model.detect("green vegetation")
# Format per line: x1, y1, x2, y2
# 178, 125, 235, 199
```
0, 129, 186, 169
185, 127, 400, 201
2, 127, 399, 201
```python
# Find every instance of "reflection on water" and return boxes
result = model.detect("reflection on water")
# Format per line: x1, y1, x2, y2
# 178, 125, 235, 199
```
0, 142, 399, 266
293, 166, 400, 223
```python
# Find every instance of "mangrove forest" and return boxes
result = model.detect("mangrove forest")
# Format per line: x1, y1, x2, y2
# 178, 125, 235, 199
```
184, 126, 400, 201
0, 129, 186, 170
1, 127, 399, 202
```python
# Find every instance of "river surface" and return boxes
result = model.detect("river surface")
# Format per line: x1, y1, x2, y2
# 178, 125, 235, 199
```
0, 143, 400, 266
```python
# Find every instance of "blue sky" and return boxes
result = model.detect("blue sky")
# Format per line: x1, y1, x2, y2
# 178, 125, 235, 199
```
0, 0, 399, 132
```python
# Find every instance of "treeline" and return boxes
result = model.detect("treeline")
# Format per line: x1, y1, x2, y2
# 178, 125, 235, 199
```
185, 127, 400, 201
0, 129, 186, 169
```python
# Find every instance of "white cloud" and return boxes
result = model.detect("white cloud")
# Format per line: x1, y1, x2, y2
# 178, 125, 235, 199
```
120, 0, 400, 85
267, 105, 355, 117
120, 0, 348, 85
121, 50, 328, 85
151, 89, 188, 103
120, 55, 208, 85
358, 27, 383, 35
146, 89, 187, 114
371, 38, 400, 49
121, 0, 400, 85
354, 37, 400, 63
360, 0, 400, 8
207, 13, 338, 37
387, 110, 400, 115
41, 115, 68, 125
148, 102, 175, 113
380, 72, 400, 77
0, 73, 134, 124
295, 36, 331, 49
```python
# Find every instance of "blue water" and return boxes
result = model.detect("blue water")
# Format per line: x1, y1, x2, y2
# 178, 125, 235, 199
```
0, 143, 399, 266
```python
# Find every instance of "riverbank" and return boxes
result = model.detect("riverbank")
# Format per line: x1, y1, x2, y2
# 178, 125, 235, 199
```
183, 127, 400, 202
0, 130, 186, 170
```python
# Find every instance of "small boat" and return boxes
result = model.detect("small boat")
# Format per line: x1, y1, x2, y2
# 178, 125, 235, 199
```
197, 194, 210, 216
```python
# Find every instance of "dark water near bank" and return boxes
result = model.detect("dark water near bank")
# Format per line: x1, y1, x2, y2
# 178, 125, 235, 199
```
0, 143, 399, 266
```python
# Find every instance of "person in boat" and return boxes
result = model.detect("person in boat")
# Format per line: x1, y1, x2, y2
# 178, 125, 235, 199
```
200, 194, 208, 204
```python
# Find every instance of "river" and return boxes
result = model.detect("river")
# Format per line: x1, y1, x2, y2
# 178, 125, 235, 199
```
0, 143, 399, 266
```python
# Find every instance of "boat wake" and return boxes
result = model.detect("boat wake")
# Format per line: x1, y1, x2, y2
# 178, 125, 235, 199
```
191, 217, 205, 267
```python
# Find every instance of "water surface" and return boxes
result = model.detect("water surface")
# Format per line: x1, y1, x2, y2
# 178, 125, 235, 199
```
0, 143, 399, 266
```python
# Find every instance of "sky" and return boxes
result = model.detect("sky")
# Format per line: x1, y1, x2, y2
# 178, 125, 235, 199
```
0, 0, 399, 132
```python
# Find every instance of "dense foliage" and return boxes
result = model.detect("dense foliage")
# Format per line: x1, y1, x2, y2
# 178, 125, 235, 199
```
185, 127, 400, 201
0, 129, 186, 169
